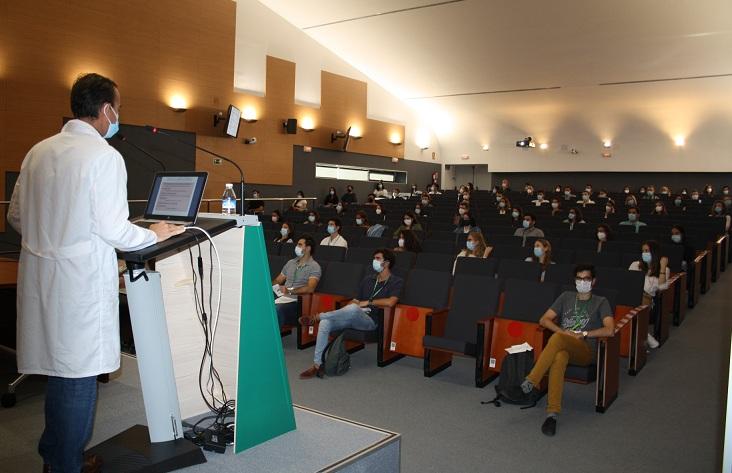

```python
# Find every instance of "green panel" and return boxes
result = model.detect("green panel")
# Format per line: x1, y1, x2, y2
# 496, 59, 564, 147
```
235, 225, 296, 453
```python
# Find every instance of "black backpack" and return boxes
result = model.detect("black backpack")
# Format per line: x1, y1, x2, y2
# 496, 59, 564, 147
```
482, 351, 538, 408
320, 333, 351, 377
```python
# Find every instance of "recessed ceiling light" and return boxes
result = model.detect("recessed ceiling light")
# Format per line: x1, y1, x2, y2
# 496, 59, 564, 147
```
481, 144, 490, 151
602, 139, 612, 148
539, 143, 548, 150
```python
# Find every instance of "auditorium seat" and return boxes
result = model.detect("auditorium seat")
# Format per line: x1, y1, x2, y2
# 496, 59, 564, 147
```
415, 252, 457, 272
454, 257, 497, 278
394, 251, 417, 271
315, 245, 347, 263
267, 255, 287, 281
359, 236, 392, 248
543, 263, 575, 285
345, 247, 374, 265
422, 239, 456, 255
422, 274, 501, 387
491, 245, 531, 261
496, 259, 541, 282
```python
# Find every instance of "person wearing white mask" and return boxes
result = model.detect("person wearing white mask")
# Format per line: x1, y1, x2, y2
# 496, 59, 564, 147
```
628, 241, 669, 349
7, 73, 184, 472
374, 182, 389, 198
619, 207, 647, 233
514, 213, 545, 245
602, 201, 616, 220
374, 204, 386, 222
563, 207, 586, 230
550, 198, 563, 217
709, 200, 732, 232
320, 218, 348, 248
524, 238, 554, 281
272, 236, 321, 328
520, 264, 614, 437
453, 201, 470, 225
323, 186, 339, 207
393, 211, 423, 238
298, 249, 403, 378
562, 186, 576, 201
393, 229, 422, 253
596, 224, 612, 253
274, 222, 295, 244
576, 191, 596, 207
531, 191, 549, 206
271, 210, 283, 224
302, 210, 322, 228
247, 189, 265, 214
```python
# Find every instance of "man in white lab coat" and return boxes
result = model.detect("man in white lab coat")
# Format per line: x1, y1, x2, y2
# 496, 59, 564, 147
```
7, 73, 183, 473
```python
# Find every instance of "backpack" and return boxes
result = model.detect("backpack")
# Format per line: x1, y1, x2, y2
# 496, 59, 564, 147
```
321, 333, 351, 377
482, 351, 538, 408
366, 224, 386, 238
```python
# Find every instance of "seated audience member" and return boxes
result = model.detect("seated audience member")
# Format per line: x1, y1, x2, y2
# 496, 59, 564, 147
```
724, 194, 732, 210
602, 201, 616, 219
393, 211, 423, 238
553, 185, 563, 194
597, 189, 609, 199
670, 225, 695, 272
455, 231, 492, 261
247, 189, 265, 215
622, 186, 631, 195
524, 184, 535, 197
341, 185, 357, 206
274, 222, 295, 244
660, 186, 671, 196
704, 184, 714, 199
550, 198, 563, 217
421, 194, 435, 210
374, 204, 386, 222
323, 186, 339, 207
520, 264, 614, 436
584, 184, 593, 196
709, 200, 732, 232
428, 183, 442, 195
302, 210, 322, 227
623, 194, 638, 208
334, 202, 346, 217
525, 238, 554, 281
374, 182, 389, 198
455, 213, 481, 234
292, 190, 308, 211
722, 185, 731, 197
689, 190, 702, 204
414, 202, 428, 219
466, 182, 475, 192
596, 224, 612, 253
532, 191, 549, 206
500, 178, 511, 192
497, 197, 511, 215
410, 184, 422, 196
355, 211, 370, 229
680, 187, 688, 196
460, 188, 472, 204
576, 191, 595, 207
298, 249, 403, 378
563, 208, 586, 230
619, 206, 647, 232
628, 240, 669, 349
562, 186, 576, 201
642, 185, 659, 200
394, 229, 422, 253
638, 186, 647, 196
320, 218, 348, 248
453, 201, 470, 225
391, 188, 402, 200
514, 213, 545, 244
364, 194, 378, 206
510, 206, 523, 227
271, 210, 283, 224
272, 236, 321, 327
650, 201, 668, 216
672, 195, 687, 212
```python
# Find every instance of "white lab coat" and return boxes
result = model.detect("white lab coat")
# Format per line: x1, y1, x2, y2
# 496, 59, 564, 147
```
7, 120, 157, 378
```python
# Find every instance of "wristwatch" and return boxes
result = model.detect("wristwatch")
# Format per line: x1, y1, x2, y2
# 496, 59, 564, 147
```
582, 331, 588, 338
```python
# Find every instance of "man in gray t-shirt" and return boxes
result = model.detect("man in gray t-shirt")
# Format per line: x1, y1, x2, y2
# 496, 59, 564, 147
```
272, 236, 321, 327
521, 264, 614, 437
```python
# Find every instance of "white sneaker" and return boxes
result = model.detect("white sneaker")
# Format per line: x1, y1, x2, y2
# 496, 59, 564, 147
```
647, 333, 660, 349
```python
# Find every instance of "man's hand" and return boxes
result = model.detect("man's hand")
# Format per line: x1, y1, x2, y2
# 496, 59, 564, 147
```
358, 300, 370, 308
149, 222, 185, 243
564, 330, 583, 339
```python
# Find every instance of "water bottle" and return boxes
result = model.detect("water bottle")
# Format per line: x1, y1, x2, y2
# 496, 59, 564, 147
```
222, 183, 237, 215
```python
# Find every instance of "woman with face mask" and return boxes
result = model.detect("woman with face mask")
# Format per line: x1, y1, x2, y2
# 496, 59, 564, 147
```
453, 202, 470, 226
247, 189, 265, 215
374, 204, 386, 222
292, 190, 308, 212
628, 240, 669, 349
453, 231, 491, 274
595, 224, 612, 253
393, 211, 423, 238
274, 222, 295, 244
323, 186, 339, 207
374, 181, 389, 198
670, 225, 694, 273
525, 239, 554, 281
672, 194, 686, 212
651, 202, 668, 216
562, 207, 586, 230
302, 210, 322, 227
355, 211, 370, 229
509, 206, 523, 227
393, 229, 422, 253
709, 200, 732, 232
550, 198, 562, 217
496, 197, 511, 215
532, 191, 549, 207
320, 218, 348, 248
602, 201, 616, 220
271, 210, 282, 224
624, 194, 638, 208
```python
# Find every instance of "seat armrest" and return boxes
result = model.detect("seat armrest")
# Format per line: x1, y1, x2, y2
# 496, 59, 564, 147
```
425, 308, 450, 336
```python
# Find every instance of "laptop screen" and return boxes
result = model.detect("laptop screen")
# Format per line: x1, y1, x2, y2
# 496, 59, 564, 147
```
143, 172, 208, 222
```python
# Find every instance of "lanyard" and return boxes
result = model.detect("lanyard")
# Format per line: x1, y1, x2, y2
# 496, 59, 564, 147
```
370, 276, 389, 301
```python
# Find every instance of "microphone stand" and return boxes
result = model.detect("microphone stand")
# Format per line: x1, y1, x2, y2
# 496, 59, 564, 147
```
116, 133, 167, 171
147, 126, 246, 216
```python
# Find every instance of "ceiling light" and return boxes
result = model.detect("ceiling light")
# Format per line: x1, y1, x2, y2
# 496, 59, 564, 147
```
169, 95, 188, 112
242, 106, 257, 122
674, 135, 685, 147
539, 143, 548, 150
481, 144, 490, 151
300, 116, 315, 131
602, 139, 612, 148
516, 136, 532, 148
389, 132, 402, 145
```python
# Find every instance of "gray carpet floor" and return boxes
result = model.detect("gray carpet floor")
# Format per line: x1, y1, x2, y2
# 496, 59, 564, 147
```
1, 274, 729, 472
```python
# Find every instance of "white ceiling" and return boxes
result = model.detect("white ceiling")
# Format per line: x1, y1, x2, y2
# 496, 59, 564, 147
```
257, 0, 732, 165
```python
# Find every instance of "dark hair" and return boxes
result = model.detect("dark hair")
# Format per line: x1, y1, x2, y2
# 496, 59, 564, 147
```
252, 189, 260, 195
574, 264, 596, 279
568, 207, 584, 221
374, 248, 396, 270
272, 210, 282, 219
597, 224, 612, 240
627, 206, 639, 213
329, 218, 342, 230
355, 211, 369, 224
280, 221, 294, 241
640, 240, 661, 277
399, 229, 422, 253
297, 190, 304, 197
671, 224, 686, 236
524, 212, 536, 222
299, 235, 315, 256
70, 73, 118, 119
306, 210, 320, 223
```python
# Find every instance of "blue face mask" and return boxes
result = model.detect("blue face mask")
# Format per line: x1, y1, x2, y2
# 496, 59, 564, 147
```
466, 240, 476, 251
103, 104, 119, 139
628, 213, 637, 222
522, 220, 530, 229
671, 234, 682, 244
641, 251, 652, 263
534, 246, 544, 258
372, 259, 383, 273
327, 225, 336, 234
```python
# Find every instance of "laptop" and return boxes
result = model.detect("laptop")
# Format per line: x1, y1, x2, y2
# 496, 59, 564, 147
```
133, 171, 208, 227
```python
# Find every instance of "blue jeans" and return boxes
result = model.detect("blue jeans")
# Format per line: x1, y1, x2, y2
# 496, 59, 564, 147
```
276, 301, 299, 327
313, 304, 376, 365
39, 376, 98, 472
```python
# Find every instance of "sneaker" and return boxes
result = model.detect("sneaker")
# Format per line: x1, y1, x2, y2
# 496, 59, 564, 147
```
647, 333, 660, 349
299, 365, 323, 379
541, 416, 557, 436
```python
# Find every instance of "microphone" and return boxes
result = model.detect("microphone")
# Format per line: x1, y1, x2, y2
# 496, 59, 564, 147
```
146, 126, 245, 216
116, 133, 167, 171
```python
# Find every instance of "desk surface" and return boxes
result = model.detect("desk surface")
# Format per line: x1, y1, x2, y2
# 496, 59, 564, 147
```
118, 217, 237, 264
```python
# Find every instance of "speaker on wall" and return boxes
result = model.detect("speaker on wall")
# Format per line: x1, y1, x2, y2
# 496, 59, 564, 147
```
283, 119, 297, 134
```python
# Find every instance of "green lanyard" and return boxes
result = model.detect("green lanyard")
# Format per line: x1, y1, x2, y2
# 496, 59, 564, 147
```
369, 276, 389, 301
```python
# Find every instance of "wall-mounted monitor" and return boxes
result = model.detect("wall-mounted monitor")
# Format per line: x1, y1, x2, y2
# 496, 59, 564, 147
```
225, 104, 241, 138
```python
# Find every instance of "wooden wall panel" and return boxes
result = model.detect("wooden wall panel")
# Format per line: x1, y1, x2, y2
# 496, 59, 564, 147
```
0, 0, 406, 210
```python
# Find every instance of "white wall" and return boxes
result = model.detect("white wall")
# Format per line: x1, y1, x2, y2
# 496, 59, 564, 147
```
233, 0, 441, 163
